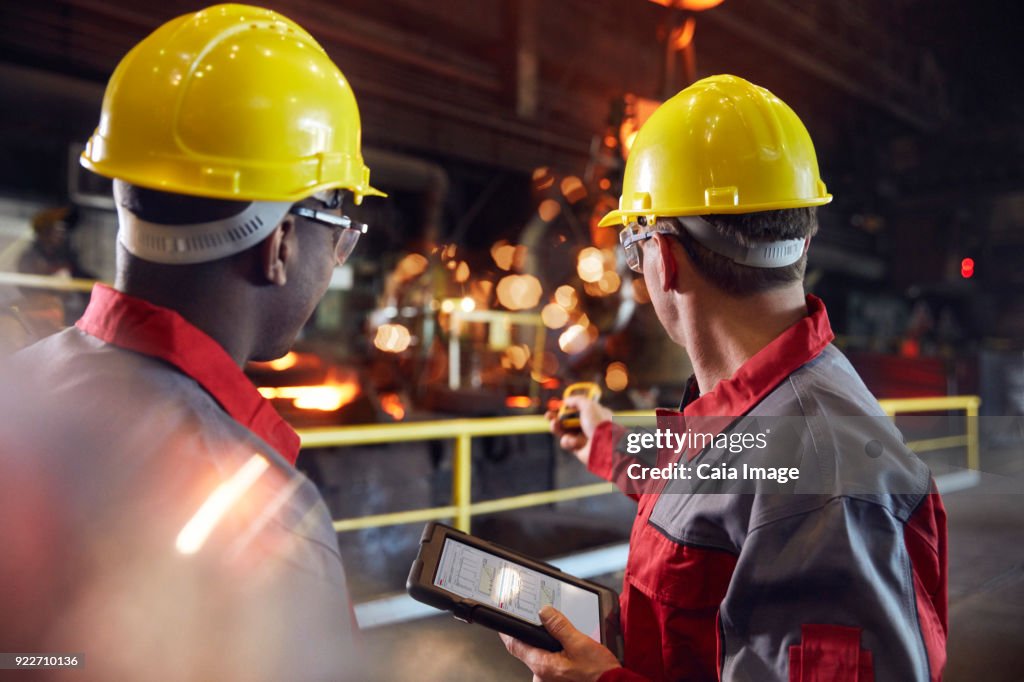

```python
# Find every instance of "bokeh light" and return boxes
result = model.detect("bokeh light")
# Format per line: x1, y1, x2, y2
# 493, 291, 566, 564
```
491, 241, 517, 271
577, 247, 605, 283
632, 277, 651, 304
560, 176, 587, 204
503, 344, 531, 370
496, 274, 543, 310
555, 285, 578, 310
541, 303, 569, 329
597, 270, 621, 294
532, 166, 555, 190
394, 253, 428, 281
558, 324, 590, 354
606, 362, 629, 391
538, 199, 561, 222
374, 323, 412, 353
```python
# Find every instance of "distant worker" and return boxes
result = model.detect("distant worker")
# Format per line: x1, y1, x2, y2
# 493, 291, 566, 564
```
503, 75, 947, 681
18, 206, 93, 281
1, 5, 383, 680
16, 205, 95, 326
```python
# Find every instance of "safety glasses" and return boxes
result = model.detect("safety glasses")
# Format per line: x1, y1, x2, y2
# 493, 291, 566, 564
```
289, 205, 368, 266
619, 223, 678, 273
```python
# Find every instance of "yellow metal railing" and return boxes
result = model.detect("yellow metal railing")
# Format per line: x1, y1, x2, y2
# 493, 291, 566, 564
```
0, 271, 98, 293
299, 415, 615, 533
300, 396, 981, 534
878, 395, 981, 471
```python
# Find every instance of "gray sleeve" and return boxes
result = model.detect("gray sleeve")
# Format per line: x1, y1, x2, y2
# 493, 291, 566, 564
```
719, 497, 930, 682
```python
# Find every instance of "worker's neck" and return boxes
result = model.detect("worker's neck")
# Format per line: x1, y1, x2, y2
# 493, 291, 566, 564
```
115, 272, 254, 368
680, 284, 808, 396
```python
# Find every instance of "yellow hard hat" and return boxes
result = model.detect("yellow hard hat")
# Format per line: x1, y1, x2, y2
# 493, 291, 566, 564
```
599, 75, 831, 227
81, 4, 384, 204
32, 207, 73, 233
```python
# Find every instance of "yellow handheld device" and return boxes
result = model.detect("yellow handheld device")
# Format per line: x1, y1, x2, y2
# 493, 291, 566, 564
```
556, 382, 602, 431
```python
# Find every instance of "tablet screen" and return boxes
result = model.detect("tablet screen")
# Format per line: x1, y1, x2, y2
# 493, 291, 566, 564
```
433, 538, 601, 642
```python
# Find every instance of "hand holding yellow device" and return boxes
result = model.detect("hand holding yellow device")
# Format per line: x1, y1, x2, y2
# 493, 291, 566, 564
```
556, 382, 602, 432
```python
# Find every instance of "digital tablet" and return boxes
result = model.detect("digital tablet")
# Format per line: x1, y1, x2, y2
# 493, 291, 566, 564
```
407, 522, 623, 659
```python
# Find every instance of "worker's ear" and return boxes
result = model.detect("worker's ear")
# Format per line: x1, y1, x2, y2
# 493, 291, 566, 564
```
259, 218, 295, 286
651, 233, 678, 292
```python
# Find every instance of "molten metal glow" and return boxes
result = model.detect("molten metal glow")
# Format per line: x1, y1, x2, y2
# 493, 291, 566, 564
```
673, 16, 697, 50
380, 393, 406, 421
647, 0, 723, 9
262, 351, 298, 371
259, 379, 361, 412
623, 130, 639, 155
289, 384, 358, 411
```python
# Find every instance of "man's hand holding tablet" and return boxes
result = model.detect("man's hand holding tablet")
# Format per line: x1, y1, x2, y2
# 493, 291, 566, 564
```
500, 605, 622, 681
406, 523, 624, 673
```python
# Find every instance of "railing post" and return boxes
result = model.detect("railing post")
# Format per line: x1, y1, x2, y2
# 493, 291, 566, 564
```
966, 399, 980, 471
453, 433, 472, 532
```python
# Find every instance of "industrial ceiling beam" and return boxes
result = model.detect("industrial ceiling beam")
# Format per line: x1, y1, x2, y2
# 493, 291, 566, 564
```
703, 0, 950, 131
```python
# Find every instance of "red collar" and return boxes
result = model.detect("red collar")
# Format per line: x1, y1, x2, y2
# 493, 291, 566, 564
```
76, 284, 300, 464
669, 294, 834, 418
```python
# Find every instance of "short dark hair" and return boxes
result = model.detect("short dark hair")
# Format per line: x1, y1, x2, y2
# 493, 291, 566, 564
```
667, 207, 818, 296
114, 180, 252, 225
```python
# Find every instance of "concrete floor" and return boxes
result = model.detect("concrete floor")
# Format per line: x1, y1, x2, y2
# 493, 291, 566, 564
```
943, 453, 1024, 681
352, 446, 1024, 681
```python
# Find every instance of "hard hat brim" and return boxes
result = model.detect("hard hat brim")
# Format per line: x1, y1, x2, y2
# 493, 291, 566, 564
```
598, 195, 833, 227
81, 151, 388, 203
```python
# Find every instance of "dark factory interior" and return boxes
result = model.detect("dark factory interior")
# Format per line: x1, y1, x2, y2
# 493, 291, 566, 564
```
0, 1, 1021, 680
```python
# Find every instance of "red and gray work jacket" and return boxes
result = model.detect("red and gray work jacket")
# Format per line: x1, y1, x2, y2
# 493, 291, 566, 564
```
1, 285, 358, 681
591, 296, 947, 682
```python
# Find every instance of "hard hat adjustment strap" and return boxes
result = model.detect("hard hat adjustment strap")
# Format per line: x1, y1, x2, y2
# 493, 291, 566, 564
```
116, 201, 292, 265
678, 215, 807, 269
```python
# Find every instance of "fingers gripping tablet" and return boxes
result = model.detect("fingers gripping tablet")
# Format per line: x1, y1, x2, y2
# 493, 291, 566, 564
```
407, 523, 622, 659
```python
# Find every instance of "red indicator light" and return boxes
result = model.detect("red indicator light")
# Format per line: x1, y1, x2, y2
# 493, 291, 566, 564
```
960, 257, 975, 279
